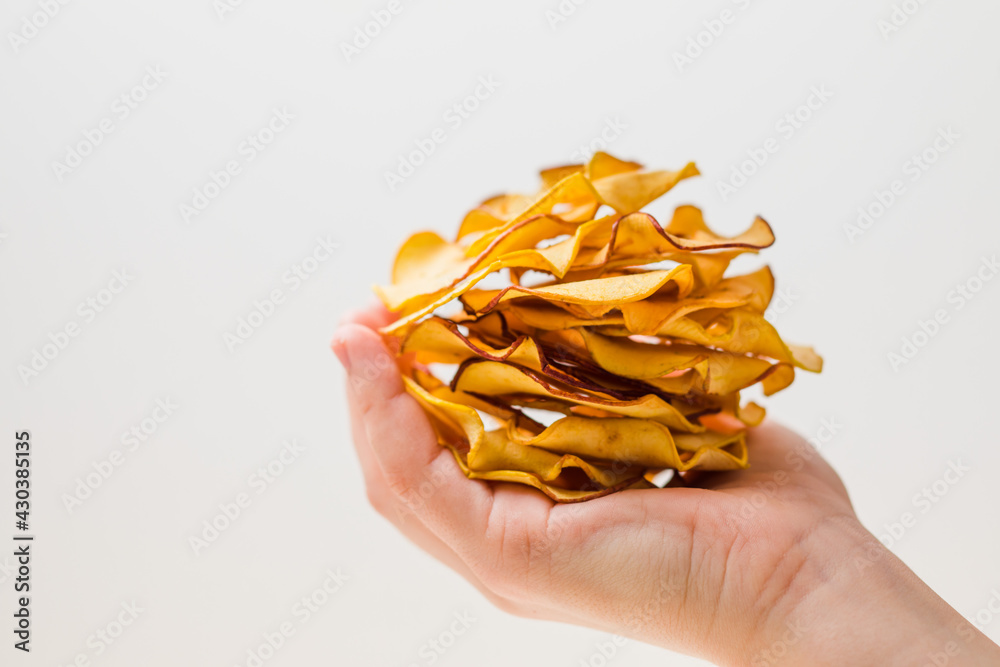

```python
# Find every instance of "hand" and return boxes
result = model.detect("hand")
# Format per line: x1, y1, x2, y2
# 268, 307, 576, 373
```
333, 303, 1000, 667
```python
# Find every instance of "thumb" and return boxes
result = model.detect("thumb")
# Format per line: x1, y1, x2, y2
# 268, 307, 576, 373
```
332, 323, 493, 548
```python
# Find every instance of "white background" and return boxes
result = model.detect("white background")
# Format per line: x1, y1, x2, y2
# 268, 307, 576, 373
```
2, 0, 999, 665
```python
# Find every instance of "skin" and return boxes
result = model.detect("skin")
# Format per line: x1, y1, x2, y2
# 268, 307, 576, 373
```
333, 303, 1000, 666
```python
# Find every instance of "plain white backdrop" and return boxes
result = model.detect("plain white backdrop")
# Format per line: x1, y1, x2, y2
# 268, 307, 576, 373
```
2, 0, 1000, 665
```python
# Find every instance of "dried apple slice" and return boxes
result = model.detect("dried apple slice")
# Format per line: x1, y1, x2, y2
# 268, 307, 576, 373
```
462, 172, 599, 252
379, 206, 772, 318
592, 163, 700, 214
509, 416, 748, 471
451, 360, 705, 433
586, 151, 643, 180
405, 376, 646, 501
460, 266, 695, 319
369, 152, 824, 502
593, 308, 822, 373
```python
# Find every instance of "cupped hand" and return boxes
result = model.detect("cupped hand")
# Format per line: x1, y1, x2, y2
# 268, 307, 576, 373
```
333, 303, 1000, 667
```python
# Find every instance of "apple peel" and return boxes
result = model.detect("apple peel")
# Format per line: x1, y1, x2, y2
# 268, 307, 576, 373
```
371, 153, 822, 501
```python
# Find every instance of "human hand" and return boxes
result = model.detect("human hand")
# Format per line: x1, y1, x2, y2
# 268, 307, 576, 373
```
333, 303, 1000, 667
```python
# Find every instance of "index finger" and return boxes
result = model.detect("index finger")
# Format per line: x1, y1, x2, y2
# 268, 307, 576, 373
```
333, 322, 495, 554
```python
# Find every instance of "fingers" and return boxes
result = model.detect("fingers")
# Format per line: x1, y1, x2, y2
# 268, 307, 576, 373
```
339, 300, 395, 330
335, 312, 499, 593
698, 421, 850, 498
747, 421, 846, 488
332, 322, 494, 557
342, 368, 495, 600
345, 386, 575, 621
334, 308, 567, 606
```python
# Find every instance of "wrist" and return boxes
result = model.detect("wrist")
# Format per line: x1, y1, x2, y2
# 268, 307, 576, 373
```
722, 516, 999, 666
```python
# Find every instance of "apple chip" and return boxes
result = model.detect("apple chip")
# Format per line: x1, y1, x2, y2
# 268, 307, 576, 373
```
369, 153, 823, 501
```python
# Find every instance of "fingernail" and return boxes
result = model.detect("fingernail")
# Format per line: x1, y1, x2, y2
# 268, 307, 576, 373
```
331, 336, 351, 372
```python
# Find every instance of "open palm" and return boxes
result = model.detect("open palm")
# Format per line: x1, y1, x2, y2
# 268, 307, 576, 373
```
334, 304, 996, 666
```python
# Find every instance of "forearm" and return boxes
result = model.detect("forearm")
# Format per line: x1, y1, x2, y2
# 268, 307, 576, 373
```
721, 519, 1000, 666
